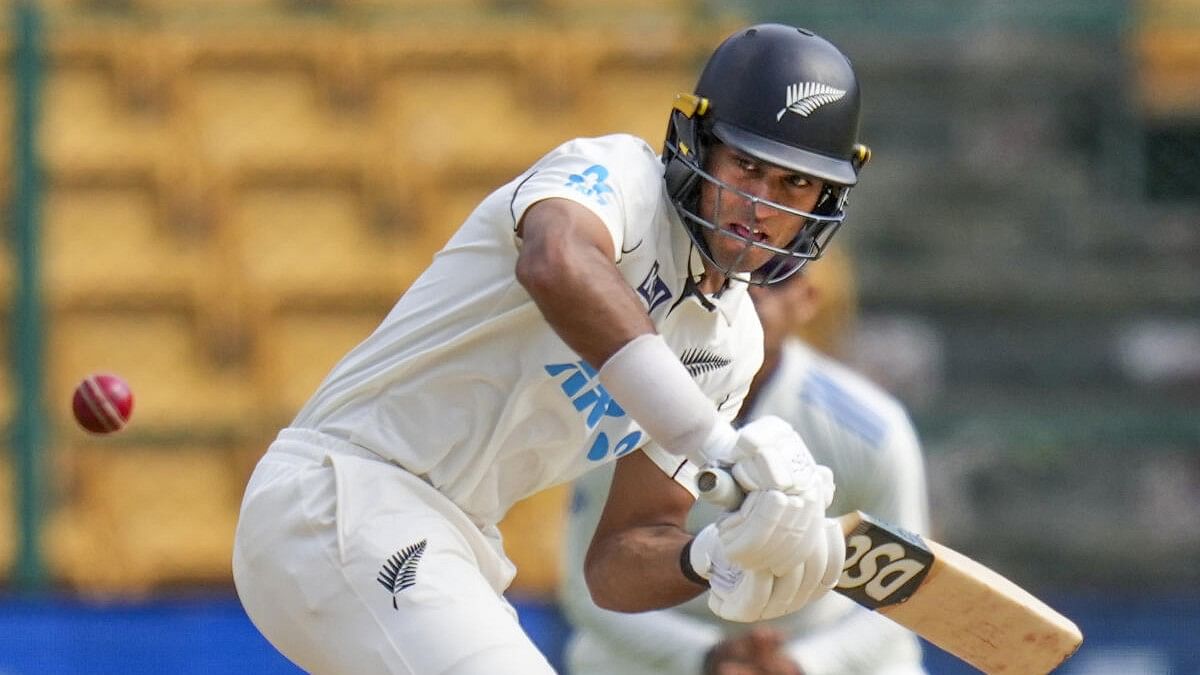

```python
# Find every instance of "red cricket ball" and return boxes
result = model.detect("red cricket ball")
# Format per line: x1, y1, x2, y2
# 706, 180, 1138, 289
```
72, 373, 134, 434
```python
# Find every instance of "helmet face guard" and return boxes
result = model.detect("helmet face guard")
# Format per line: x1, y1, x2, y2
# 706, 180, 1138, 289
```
665, 131, 848, 285
662, 24, 870, 286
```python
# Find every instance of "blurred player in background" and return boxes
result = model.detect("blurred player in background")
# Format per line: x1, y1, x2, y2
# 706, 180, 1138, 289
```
561, 251, 931, 675
233, 24, 870, 675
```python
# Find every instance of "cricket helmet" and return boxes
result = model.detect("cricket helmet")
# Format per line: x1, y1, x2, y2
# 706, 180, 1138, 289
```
663, 24, 870, 284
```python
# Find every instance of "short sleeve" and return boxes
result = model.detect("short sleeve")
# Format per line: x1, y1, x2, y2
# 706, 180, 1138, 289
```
509, 135, 663, 262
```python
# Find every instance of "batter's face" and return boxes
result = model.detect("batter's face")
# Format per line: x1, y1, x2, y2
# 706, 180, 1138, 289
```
697, 143, 826, 276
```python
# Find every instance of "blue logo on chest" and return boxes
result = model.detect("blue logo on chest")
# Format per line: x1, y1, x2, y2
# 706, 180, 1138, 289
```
545, 360, 643, 461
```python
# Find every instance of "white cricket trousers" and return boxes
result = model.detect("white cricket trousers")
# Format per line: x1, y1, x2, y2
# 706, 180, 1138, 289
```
232, 428, 557, 675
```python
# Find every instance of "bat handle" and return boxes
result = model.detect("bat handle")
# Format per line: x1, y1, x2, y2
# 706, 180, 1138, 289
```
696, 465, 745, 510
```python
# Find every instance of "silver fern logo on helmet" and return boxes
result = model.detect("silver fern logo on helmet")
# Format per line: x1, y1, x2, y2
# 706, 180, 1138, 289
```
776, 82, 846, 121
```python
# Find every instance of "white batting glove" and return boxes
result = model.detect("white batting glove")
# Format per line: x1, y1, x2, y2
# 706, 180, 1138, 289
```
716, 489, 821, 574
756, 518, 847, 618
713, 416, 837, 573
689, 524, 771, 622
689, 523, 844, 622
729, 416, 834, 502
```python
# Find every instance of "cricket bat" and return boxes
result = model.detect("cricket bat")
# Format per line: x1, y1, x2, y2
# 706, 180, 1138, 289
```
697, 469, 1084, 674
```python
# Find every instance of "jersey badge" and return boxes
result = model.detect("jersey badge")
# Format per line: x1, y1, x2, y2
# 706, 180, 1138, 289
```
637, 261, 673, 314
565, 164, 615, 206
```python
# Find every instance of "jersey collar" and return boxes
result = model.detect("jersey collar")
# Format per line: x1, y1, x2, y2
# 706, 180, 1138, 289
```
666, 207, 747, 325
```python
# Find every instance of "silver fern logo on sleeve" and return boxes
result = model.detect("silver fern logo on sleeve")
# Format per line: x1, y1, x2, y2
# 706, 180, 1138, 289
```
776, 82, 847, 120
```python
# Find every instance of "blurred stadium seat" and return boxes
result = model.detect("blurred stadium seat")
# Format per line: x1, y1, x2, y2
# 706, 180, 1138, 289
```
1134, 25, 1200, 118
42, 40, 175, 178
251, 305, 389, 422
18, 1, 750, 595
573, 45, 700, 148
42, 182, 210, 308
498, 484, 571, 597
184, 39, 373, 176
45, 443, 242, 595
376, 59, 570, 175
0, 457, 11, 581
47, 307, 258, 434
223, 179, 420, 306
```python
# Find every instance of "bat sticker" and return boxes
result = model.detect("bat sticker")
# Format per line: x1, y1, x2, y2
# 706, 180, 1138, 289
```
837, 513, 933, 609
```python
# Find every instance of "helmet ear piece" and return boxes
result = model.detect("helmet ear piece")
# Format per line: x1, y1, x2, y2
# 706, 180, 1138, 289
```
663, 94, 710, 199
663, 111, 698, 198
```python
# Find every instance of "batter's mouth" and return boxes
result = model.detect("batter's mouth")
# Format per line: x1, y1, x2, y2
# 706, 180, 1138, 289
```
727, 223, 769, 243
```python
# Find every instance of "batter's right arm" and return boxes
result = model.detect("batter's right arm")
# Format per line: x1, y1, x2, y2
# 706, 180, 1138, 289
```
516, 197, 654, 369
517, 198, 736, 467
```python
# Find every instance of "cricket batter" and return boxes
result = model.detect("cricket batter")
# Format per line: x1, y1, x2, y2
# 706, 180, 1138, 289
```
233, 24, 870, 674
561, 264, 931, 675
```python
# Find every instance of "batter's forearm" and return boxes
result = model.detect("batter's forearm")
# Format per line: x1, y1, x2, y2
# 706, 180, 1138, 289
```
584, 525, 706, 613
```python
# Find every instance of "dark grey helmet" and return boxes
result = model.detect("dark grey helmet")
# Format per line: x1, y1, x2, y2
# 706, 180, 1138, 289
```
663, 24, 870, 285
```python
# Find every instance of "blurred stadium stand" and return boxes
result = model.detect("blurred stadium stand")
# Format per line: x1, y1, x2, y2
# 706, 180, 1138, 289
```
9, 0, 735, 599
1, 0, 1198, 672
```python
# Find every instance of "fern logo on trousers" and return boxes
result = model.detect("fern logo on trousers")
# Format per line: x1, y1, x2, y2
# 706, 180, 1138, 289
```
378, 539, 427, 609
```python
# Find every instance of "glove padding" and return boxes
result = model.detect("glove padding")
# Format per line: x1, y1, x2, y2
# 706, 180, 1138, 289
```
729, 415, 834, 501
715, 416, 836, 573
716, 489, 822, 574
690, 522, 846, 623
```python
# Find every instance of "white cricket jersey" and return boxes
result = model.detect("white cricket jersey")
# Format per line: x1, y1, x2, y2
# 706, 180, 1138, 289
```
561, 338, 931, 675
290, 134, 762, 528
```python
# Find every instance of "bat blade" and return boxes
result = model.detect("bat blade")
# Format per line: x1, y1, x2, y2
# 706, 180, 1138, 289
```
836, 511, 1083, 674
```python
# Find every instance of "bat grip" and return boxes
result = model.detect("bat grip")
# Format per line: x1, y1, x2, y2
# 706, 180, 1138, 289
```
696, 465, 745, 510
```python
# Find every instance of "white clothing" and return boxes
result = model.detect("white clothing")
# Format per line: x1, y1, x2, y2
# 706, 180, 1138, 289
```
560, 338, 931, 675
233, 430, 554, 675
234, 134, 764, 673
290, 134, 760, 526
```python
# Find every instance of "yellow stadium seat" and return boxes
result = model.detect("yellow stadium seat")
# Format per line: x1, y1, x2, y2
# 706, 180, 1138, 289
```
41, 58, 174, 177
574, 61, 696, 148
47, 307, 258, 433
376, 61, 575, 174
1135, 27, 1200, 117
498, 483, 572, 598
42, 183, 209, 308
407, 164, 522, 248
223, 180, 421, 306
252, 306, 390, 423
566, 25, 715, 142
0, 336, 11, 436
45, 444, 242, 595
185, 58, 373, 175
0, 457, 11, 580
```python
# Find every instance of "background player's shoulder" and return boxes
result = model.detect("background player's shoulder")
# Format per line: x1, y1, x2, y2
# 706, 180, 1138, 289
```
790, 340, 912, 448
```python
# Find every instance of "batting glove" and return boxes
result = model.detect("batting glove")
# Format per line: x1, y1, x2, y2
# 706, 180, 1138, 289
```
729, 415, 834, 501
716, 488, 823, 574
713, 416, 836, 573
755, 518, 847, 619
689, 523, 844, 623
